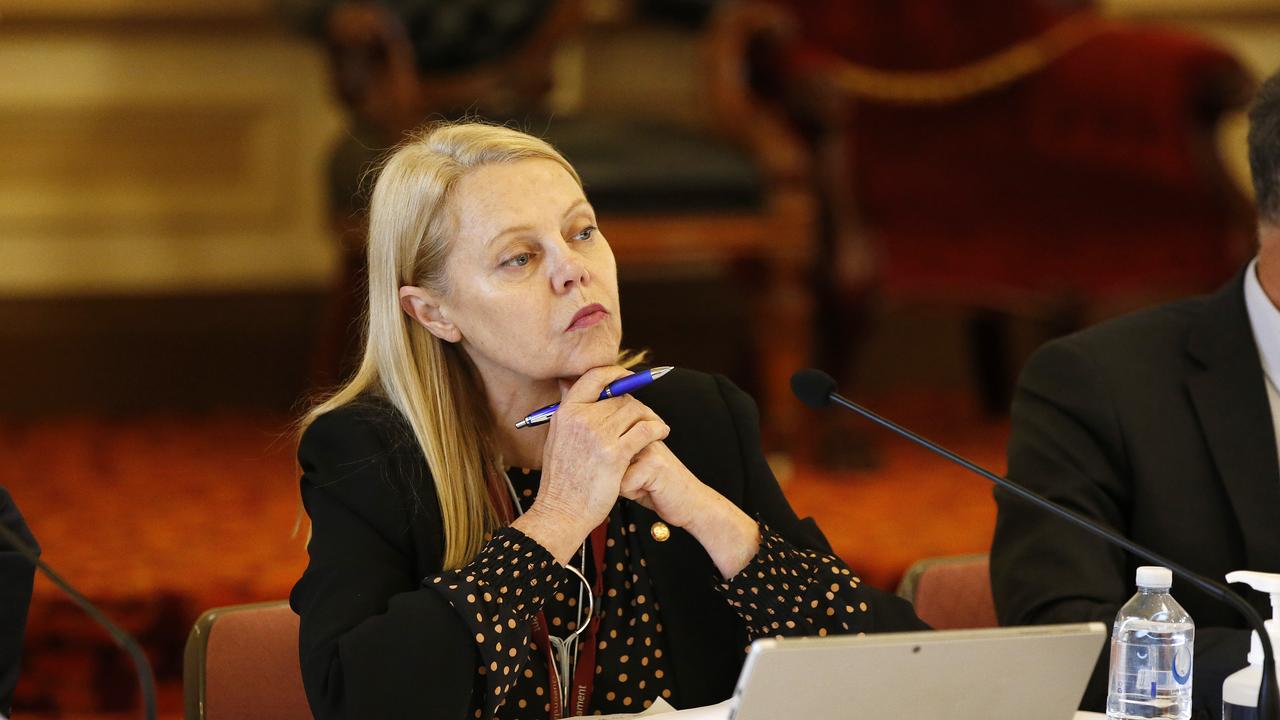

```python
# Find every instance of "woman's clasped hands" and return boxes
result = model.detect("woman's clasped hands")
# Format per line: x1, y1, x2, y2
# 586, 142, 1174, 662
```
516, 366, 739, 566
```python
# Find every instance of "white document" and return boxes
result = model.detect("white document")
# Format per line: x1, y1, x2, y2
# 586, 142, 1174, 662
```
568, 698, 734, 720
577, 703, 1100, 719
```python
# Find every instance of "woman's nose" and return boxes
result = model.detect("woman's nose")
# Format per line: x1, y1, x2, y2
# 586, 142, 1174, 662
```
549, 250, 590, 293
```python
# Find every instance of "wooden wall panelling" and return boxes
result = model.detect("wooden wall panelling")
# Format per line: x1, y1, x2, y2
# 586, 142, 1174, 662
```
0, 28, 345, 295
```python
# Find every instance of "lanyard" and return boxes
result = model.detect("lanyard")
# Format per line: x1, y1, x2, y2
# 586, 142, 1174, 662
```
531, 521, 607, 718
494, 469, 609, 718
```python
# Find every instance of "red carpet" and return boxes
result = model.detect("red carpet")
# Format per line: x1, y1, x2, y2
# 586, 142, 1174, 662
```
5, 393, 1005, 717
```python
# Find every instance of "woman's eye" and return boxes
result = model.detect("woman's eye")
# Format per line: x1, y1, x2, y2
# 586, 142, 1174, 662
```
573, 226, 597, 242
504, 253, 533, 268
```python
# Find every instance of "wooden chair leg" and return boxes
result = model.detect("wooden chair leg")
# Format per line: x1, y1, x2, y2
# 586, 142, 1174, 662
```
308, 216, 368, 393
808, 283, 879, 470
753, 252, 813, 456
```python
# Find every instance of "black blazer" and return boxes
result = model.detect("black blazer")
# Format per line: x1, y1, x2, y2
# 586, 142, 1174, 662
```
991, 270, 1280, 719
0, 486, 37, 716
290, 368, 924, 719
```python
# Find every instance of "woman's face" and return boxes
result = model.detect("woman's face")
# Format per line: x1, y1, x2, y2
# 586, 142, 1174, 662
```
415, 158, 622, 387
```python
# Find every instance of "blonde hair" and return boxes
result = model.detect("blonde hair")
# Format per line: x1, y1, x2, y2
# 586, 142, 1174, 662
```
301, 122, 637, 570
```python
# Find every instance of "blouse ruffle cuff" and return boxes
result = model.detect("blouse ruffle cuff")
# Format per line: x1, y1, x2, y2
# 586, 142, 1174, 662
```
423, 525, 572, 623
714, 521, 871, 639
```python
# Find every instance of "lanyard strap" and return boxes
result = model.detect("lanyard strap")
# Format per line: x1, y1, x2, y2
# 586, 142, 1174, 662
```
530, 616, 562, 718
572, 520, 607, 713
530, 520, 608, 718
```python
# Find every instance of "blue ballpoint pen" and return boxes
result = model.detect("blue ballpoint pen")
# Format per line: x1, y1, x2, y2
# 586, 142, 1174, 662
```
514, 366, 675, 428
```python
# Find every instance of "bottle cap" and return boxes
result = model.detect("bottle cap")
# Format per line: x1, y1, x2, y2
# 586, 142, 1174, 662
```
1136, 566, 1173, 590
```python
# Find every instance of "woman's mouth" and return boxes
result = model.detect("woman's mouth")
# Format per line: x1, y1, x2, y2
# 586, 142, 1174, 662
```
566, 303, 608, 331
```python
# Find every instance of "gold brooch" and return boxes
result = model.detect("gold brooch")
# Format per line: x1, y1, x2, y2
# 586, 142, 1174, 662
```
650, 521, 671, 542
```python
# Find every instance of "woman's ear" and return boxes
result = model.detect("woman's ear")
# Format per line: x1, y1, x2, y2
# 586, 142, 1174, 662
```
399, 286, 462, 343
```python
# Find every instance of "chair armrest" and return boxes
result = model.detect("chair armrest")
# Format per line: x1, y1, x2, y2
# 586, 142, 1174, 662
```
777, 17, 1251, 188
324, 1, 422, 139
324, 0, 585, 138
702, 0, 811, 183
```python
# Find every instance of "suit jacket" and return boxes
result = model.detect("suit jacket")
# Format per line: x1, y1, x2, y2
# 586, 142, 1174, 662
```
991, 270, 1280, 719
290, 368, 925, 719
0, 486, 38, 716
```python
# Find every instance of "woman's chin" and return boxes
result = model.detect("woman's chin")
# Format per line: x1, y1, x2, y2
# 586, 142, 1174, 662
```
562, 347, 624, 378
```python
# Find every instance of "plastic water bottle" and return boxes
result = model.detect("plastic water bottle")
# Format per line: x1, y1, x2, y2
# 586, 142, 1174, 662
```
1106, 566, 1195, 720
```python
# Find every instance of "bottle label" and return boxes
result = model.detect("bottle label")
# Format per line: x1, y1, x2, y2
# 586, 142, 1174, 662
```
1224, 701, 1259, 720
1172, 644, 1193, 686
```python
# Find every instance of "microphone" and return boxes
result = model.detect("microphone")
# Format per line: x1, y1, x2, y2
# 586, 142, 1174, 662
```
791, 368, 1279, 720
0, 521, 157, 720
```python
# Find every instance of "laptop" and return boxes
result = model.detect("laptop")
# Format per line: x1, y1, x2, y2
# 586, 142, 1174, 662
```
727, 623, 1107, 720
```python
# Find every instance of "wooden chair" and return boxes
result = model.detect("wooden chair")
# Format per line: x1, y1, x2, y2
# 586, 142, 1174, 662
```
183, 600, 311, 720
315, 0, 820, 452
310, 0, 586, 390
896, 553, 999, 630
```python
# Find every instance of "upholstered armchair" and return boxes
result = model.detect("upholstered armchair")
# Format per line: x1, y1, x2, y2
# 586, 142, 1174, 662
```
761, 0, 1255, 412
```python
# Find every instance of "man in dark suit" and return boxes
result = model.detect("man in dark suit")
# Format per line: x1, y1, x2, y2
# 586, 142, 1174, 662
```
0, 486, 38, 716
991, 67, 1280, 720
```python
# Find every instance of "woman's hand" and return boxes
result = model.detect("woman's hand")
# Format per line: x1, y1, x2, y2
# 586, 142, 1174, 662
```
515, 367, 669, 563
618, 441, 712, 528
621, 442, 761, 579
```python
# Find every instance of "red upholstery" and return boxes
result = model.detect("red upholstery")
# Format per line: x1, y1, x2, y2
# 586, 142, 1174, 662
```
773, 0, 1254, 306
184, 601, 311, 720
897, 554, 998, 630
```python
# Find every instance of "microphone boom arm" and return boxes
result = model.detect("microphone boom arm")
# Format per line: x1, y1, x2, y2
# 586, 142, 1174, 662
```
0, 520, 157, 720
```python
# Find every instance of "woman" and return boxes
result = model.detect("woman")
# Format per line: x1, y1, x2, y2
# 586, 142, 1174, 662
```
290, 122, 924, 719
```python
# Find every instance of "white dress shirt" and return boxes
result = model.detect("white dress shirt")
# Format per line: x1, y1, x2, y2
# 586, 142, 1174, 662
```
1243, 258, 1280, 464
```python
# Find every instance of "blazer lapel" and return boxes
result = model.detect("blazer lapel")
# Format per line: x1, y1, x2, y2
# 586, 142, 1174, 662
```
1186, 272, 1280, 571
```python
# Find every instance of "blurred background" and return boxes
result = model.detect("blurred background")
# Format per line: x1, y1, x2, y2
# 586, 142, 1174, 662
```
2, 0, 1277, 715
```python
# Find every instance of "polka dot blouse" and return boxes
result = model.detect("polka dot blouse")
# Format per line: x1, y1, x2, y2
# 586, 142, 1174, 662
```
425, 469, 872, 719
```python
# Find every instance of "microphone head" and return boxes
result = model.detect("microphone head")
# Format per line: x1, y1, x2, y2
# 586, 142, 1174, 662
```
791, 369, 838, 409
